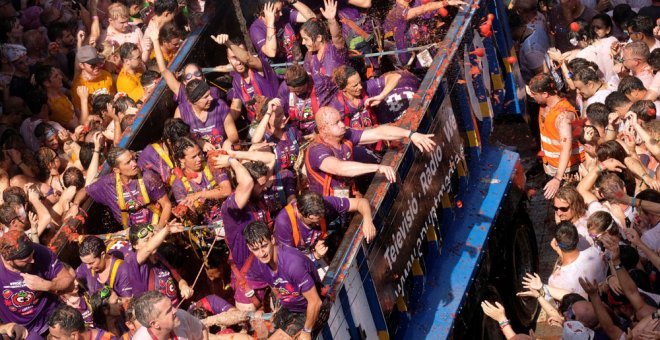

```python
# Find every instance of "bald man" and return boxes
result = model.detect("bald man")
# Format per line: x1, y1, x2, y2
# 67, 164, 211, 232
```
304, 106, 435, 198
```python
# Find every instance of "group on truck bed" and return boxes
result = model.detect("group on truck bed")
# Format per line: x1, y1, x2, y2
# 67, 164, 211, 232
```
479, 0, 660, 338
0, 0, 465, 338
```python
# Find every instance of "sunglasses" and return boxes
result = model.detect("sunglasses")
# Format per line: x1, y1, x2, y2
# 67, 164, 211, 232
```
136, 225, 154, 239
184, 70, 202, 81
553, 205, 570, 212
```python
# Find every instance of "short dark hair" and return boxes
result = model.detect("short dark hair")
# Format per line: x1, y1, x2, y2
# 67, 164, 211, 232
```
114, 96, 137, 114
618, 75, 646, 94
153, 0, 177, 16
47, 22, 71, 42
332, 65, 359, 90
630, 100, 656, 122
586, 103, 610, 128
554, 221, 579, 252
172, 137, 197, 165
650, 48, 660, 72
567, 58, 599, 73
636, 189, 660, 203
629, 15, 655, 37
605, 91, 631, 111
3, 186, 26, 206
79, 142, 95, 170
134, 291, 168, 326
243, 221, 272, 247
0, 204, 18, 226
297, 191, 326, 218
107, 147, 129, 168
141, 70, 161, 87
243, 161, 269, 181
162, 118, 190, 145
573, 67, 600, 84
128, 223, 152, 246
596, 140, 628, 163
119, 42, 139, 61
63, 167, 86, 189
48, 305, 86, 333
79, 236, 105, 258
92, 94, 114, 116
159, 23, 182, 44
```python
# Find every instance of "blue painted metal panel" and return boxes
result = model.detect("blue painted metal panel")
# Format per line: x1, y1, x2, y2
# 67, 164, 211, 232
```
400, 147, 520, 338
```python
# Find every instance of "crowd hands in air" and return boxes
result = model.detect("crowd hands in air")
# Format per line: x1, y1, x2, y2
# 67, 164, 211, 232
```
475, 0, 660, 338
0, 0, 470, 337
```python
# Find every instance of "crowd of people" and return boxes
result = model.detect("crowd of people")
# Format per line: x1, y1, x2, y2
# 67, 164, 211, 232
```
478, 0, 660, 338
0, 0, 463, 337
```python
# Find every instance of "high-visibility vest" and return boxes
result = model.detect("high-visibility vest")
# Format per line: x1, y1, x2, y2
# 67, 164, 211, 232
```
538, 98, 584, 171
305, 136, 358, 197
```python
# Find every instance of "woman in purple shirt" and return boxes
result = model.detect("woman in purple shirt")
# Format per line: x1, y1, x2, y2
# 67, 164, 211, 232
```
170, 137, 232, 225
137, 118, 191, 187
249, 0, 314, 64
301, 0, 347, 78
181, 79, 239, 151
252, 98, 303, 171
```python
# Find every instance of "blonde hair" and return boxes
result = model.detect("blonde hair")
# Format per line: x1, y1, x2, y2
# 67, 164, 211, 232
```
99, 40, 120, 58
108, 3, 129, 20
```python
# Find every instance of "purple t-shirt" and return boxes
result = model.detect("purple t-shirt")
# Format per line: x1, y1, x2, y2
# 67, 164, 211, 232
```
179, 96, 230, 147
303, 43, 347, 78
221, 194, 271, 270
0, 244, 63, 334
106, 239, 133, 260
305, 128, 363, 196
86, 171, 166, 227
194, 294, 233, 314
247, 245, 320, 313
124, 250, 179, 305
263, 169, 297, 214
137, 143, 174, 186
230, 59, 280, 122
266, 125, 302, 171
75, 257, 133, 297
75, 294, 94, 327
249, 9, 302, 64
278, 74, 337, 135
337, 3, 373, 50
373, 72, 419, 123
274, 196, 349, 254
171, 167, 229, 224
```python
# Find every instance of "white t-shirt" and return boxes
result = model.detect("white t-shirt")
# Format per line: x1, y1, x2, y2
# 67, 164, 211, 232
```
548, 247, 607, 297
575, 37, 618, 85
585, 88, 613, 108
641, 221, 660, 255
133, 309, 205, 340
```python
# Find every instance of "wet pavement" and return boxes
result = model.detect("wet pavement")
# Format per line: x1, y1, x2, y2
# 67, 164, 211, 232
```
491, 117, 562, 338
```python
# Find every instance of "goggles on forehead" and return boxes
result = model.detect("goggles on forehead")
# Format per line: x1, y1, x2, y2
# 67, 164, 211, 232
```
136, 225, 154, 239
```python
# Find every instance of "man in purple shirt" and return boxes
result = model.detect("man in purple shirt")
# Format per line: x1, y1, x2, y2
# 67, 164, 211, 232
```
274, 191, 377, 261
220, 160, 272, 312
278, 65, 337, 135
76, 236, 134, 298
248, 0, 314, 64
301, 0, 347, 78
0, 230, 74, 338
305, 106, 436, 197
244, 221, 323, 339
211, 34, 280, 123
137, 118, 190, 187
85, 147, 172, 229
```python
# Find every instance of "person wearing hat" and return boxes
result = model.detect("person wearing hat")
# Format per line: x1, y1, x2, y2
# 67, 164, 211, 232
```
71, 45, 116, 113
0, 230, 75, 338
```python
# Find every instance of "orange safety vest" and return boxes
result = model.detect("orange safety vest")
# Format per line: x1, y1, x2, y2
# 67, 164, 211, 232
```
284, 203, 327, 249
304, 136, 358, 197
539, 98, 584, 172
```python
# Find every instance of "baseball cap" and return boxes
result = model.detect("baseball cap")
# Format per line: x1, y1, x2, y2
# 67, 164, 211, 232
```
77, 45, 105, 65
1, 44, 26, 63
0, 230, 34, 260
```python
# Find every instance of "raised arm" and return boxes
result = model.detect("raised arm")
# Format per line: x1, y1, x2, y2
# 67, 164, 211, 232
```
407, 0, 466, 21
347, 197, 376, 243
291, 0, 315, 22
579, 277, 625, 340
360, 125, 436, 152
136, 221, 183, 264
364, 72, 402, 108
320, 0, 345, 50
251, 100, 279, 143
259, 3, 278, 58
228, 158, 254, 209
150, 28, 182, 95
212, 34, 264, 72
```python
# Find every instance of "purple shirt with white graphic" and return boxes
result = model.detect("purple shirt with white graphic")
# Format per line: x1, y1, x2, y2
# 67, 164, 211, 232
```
266, 125, 302, 171
194, 294, 233, 314
230, 58, 280, 122
75, 257, 134, 297
0, 244, 63, 335
305, 128, 363, 195
247, 245, 320, 312
277, 75, 337, 135
86, 171, 166, 227
274, 196, 350, 254
124, 250, 179, 305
